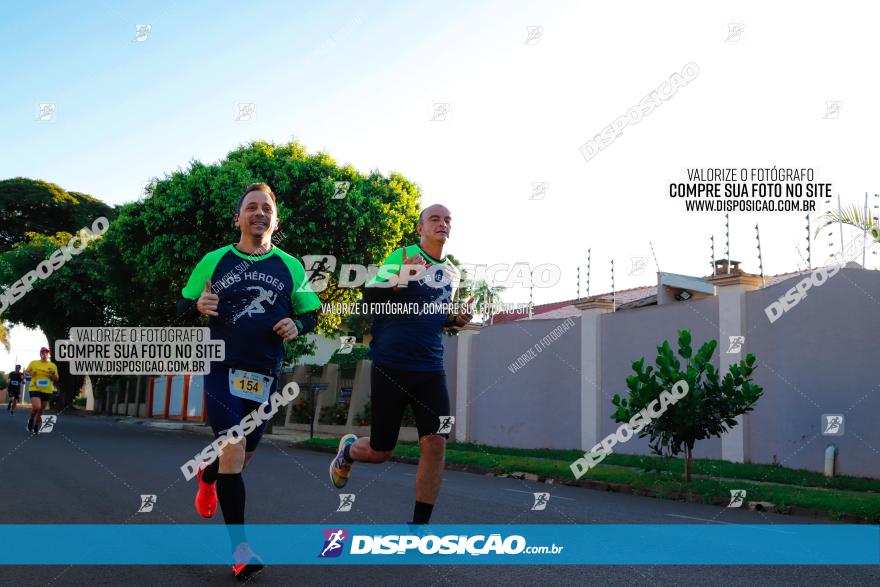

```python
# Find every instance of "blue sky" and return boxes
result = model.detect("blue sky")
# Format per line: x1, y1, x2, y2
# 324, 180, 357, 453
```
1, 1, 878, 362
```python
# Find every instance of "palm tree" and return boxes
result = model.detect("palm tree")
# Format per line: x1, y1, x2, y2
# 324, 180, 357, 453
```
816, 201, 880, 243
472, 279, 506, 325
816, 199, 880, 267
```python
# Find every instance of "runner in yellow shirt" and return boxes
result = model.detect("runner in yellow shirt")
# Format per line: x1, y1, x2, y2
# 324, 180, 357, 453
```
25, 347, 59, 435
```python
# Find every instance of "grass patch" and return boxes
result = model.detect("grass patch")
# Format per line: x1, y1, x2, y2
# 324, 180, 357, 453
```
303, 438, 880, 493
301, 437, 880, 521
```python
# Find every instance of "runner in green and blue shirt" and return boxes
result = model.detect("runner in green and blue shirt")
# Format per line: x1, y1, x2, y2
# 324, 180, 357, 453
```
328, 203, 474, 526
176, 183, 320, 579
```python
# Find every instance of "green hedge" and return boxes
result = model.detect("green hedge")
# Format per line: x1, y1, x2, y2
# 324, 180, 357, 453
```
327, 344, 370, 369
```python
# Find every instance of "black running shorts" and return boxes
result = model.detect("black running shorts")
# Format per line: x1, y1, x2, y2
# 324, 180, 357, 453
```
369, 363, 451, 452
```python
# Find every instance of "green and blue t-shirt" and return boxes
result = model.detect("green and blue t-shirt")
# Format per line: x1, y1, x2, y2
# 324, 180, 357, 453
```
179, 245, 321, 371
366, 244, 460, 372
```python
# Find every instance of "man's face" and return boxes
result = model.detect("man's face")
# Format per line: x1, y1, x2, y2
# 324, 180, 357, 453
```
40, 351, 49, 361
235, 191, 278, 239
417, 205, 452, 243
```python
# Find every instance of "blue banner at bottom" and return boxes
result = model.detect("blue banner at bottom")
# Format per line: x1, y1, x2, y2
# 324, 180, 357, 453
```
0, 525, 877, 565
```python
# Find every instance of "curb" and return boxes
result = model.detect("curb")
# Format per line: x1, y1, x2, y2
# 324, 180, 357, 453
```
292, 442, 875, 525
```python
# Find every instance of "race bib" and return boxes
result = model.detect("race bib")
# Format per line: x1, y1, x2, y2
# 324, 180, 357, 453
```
228, 369, 272, 402
35, 379, 50, 387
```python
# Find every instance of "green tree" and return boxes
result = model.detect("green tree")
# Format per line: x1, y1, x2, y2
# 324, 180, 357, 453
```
0, 231, 117, 405
0, 178, 113, 253
100, 140, 421, 361
611, 329, 764, 483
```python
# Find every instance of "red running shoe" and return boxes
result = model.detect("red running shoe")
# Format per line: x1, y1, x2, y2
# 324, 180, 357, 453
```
194, 465, 217, 518
232, 543, 264, 580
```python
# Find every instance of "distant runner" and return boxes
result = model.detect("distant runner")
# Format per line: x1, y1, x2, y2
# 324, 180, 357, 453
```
25, 348, 58, 435
6, 364, 23, 415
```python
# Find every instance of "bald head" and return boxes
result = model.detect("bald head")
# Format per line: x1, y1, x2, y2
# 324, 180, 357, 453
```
417, 204, 452, 245
419, 204, 450, 223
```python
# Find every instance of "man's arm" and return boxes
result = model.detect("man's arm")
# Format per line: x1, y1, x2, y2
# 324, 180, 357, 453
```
291, 310, 318, 336
176, 297, 201, 320
177, 248, 226, 320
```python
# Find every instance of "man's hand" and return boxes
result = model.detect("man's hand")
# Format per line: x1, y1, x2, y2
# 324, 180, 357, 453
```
273, 318, 299, 342
196, 280, 219, 317
454, 296, 475, 327
394, 247, 429, 290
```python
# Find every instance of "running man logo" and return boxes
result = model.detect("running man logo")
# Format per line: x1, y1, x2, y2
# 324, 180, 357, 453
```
725, 22, 745, 43
234, 102, 256, 122
824, 101, 843, 119
523, 25, 543, 45
337, 494, 355, 512
628, 256, 648, 276
332, 181, 350, 199
430, 103, 450, 122
301, 255, 337, 293
40, 415, 57, 433
319, 528, 348, 558
138, 494, 157, 513
531, 492, 550, 511
530, 182, 548, 200
437, 416, 455, 434
133, 24, 151, 42
821, 414, 844, 436
727, 335, 745, 354
338, 336, 355, 355
232, 286, 278, 324
36, 103, 56, 123
727, 489, 746, 508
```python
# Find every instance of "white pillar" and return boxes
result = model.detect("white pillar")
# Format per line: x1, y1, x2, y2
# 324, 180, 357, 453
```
454, 331, 477, 443
708, 272, 762, 462
576, 300, 614, 451
84, 375, 95, 411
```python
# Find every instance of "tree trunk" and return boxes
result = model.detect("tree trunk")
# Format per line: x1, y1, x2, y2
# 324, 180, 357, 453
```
685, 444, 692, 484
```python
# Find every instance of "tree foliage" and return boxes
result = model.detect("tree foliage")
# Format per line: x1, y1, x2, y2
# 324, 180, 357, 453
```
1, 139, 424, 387
100, 140, 421, 361
0, 231, 117, 403
0, 177, 113, 253
611, 329, 764, 482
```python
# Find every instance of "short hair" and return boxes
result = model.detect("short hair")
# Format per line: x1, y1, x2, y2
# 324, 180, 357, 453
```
15, 364, 20, 369
236, 183, 277, 214
418, 204, 449, 224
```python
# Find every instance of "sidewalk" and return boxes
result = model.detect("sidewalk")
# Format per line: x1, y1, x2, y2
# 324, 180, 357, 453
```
81, 411, 335, 444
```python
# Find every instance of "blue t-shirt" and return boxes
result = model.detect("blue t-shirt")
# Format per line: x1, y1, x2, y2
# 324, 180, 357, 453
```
367, 244, 460, 372
180, 245, 321, 371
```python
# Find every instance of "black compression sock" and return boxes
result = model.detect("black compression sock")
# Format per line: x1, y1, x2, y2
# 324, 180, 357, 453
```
217, 473, 247, 546
411, 500, 434, 524
201, 458, 220, 484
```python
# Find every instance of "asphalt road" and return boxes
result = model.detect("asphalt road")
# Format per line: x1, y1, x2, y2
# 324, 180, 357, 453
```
0, 411, 877, 586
